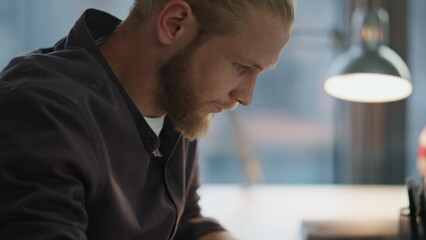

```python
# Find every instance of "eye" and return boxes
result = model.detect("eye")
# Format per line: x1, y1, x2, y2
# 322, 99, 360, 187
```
233, 63, 249, 74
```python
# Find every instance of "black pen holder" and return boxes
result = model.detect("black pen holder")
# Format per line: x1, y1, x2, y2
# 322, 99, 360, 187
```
401, 178, 426, 240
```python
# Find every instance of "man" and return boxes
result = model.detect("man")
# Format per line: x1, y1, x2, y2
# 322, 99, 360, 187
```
0, 0, 294, 239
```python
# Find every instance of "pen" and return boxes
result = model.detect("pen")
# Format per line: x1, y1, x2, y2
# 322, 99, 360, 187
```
407, 178, 419, 240
419, 177, 426, 240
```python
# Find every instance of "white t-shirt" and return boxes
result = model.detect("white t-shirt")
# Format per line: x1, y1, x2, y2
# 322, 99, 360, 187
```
143, 115, 166, 137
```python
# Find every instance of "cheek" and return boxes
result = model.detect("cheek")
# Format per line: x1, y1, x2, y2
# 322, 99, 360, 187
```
191, 51, 236, 97
196, 64, 229, 91
202, 72, 236, 99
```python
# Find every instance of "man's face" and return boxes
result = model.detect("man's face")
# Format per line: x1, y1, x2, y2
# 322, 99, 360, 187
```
160, 11, 291, 141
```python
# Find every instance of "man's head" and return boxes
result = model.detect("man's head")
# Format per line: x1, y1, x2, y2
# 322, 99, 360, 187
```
127, 0, 295, 140
130, 0, 294, 42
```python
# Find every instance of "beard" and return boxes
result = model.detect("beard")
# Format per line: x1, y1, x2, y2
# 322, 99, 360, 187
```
159, 46, 215, 141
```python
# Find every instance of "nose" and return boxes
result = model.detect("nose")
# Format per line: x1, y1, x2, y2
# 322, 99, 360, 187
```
230, 75, 258, 106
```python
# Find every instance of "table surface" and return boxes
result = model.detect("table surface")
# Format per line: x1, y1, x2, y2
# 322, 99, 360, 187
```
198, 184, 408, 240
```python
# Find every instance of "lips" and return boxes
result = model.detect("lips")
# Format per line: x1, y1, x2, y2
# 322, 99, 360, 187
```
208, 102, 237, 113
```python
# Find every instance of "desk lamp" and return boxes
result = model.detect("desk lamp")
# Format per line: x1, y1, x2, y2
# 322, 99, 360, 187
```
324, 1, 412, 103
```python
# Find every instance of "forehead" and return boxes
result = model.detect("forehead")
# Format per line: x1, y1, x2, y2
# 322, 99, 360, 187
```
200, 11, 292, 70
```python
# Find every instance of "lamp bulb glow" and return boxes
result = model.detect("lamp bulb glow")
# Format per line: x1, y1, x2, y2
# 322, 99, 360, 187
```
324, 73, 412, 103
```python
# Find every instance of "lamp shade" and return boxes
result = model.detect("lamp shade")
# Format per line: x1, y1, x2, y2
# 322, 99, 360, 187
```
324, 45, 412, 103
324, 4, 412, 103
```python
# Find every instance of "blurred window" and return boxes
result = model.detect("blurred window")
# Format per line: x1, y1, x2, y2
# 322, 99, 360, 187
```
407, 0, 426, 180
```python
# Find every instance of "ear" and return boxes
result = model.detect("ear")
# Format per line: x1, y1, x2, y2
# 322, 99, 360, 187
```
156, 0, 195, 46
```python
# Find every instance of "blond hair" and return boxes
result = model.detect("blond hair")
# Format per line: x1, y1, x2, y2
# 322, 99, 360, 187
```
130, 0, 294, 39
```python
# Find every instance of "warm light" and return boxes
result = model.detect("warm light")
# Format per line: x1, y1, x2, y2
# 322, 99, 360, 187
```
324, 73, 412, 103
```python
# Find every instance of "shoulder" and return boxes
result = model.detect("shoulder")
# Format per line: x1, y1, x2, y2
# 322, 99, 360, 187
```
0, 48, 113, 106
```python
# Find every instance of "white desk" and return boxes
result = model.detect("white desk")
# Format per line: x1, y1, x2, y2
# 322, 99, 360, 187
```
198, 185, 408, 240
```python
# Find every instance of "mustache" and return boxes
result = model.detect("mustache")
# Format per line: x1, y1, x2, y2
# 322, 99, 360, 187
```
221, 102, 239, 111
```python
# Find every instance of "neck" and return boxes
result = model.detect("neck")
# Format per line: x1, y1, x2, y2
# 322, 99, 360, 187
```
99, 17, 167, 118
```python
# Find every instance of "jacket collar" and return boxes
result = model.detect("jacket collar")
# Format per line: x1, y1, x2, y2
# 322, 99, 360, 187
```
64, 9, 121, 51
62, 9, 165, 155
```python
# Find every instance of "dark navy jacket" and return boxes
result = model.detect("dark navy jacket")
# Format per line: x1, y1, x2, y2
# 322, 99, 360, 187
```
0, 9, 224, 240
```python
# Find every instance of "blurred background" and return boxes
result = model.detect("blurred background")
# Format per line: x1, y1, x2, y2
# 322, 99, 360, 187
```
0, 0, 424, 185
